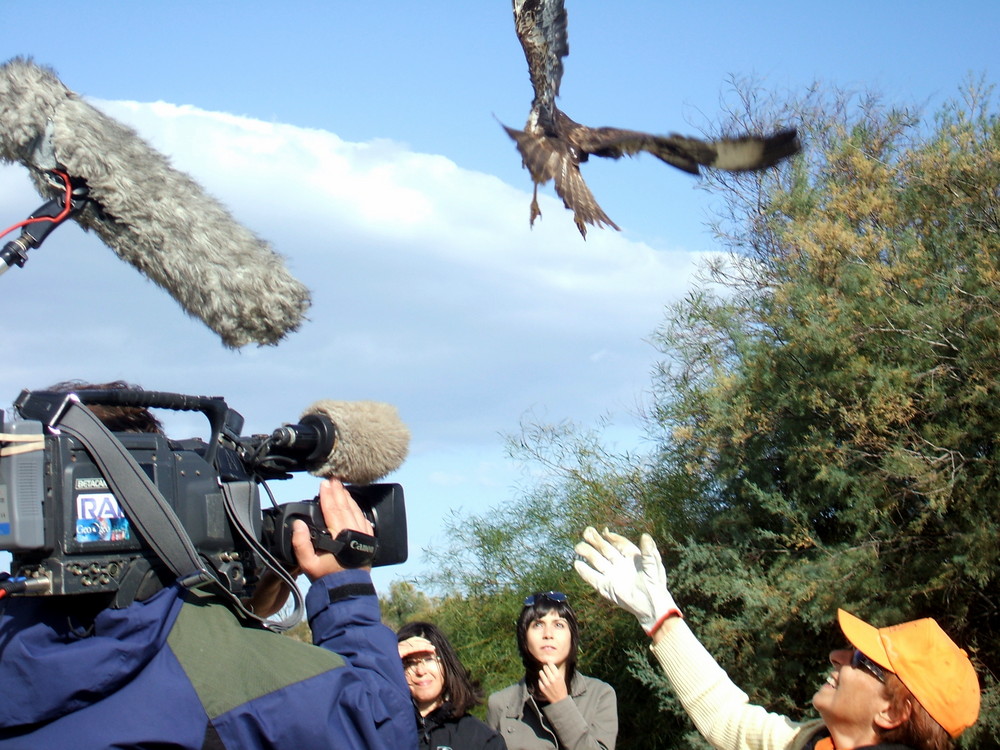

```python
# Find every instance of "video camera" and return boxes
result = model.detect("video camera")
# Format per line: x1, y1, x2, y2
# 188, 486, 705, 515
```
0, 388, 407, 613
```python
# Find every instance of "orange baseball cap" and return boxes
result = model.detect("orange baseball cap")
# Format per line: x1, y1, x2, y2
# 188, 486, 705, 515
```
838, 609, 980, 738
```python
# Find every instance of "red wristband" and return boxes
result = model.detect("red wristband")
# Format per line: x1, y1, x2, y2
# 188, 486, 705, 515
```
647, 608, 683, 636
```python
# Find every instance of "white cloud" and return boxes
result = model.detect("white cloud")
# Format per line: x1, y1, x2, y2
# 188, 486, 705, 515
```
0, 99, 702, 586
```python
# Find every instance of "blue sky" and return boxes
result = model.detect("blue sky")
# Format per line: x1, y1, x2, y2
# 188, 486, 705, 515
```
1, 1, 997, 594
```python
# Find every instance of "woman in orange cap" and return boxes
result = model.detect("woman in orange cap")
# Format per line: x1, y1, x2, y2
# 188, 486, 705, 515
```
574, 527, 980, 750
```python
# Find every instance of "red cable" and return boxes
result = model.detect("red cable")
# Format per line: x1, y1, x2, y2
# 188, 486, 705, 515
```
0, 170, 74, 240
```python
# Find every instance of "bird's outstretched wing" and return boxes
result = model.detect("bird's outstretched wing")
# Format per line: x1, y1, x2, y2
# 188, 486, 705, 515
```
568, 120, 802, 176
513, 0, 568, 130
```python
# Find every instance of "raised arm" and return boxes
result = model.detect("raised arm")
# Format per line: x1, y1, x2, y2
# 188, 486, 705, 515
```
574, 527, 821, 750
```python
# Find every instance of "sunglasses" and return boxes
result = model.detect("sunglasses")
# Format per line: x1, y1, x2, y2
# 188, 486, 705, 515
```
851, 649, 887, 683
523, 591, 568, 606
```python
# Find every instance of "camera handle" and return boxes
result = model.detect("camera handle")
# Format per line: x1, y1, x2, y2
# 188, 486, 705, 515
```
20, 392, 214, 590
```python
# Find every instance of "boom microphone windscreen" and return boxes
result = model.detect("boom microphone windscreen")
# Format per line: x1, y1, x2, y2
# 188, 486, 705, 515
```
0, 57, 310, 348
301, 400, 410, 484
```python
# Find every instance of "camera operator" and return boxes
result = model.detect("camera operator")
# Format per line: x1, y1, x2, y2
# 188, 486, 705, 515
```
0, 384, 418, 750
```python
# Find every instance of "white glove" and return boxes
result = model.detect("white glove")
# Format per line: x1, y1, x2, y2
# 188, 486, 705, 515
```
573, 526, 680, 635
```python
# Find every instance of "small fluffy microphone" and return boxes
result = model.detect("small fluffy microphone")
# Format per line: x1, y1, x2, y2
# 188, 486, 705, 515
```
0, 57, 310, 348
269, 400, 411, 484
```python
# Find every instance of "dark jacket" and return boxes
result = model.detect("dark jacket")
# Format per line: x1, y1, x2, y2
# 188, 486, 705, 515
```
803, 730, 913, 750
417, 703, 507, 750
0, 569, 417, 749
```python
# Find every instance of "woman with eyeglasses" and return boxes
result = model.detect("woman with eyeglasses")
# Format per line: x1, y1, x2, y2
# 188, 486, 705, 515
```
574, 527, 980, 750
397, 621, 507, 750
486, 591, 618, 750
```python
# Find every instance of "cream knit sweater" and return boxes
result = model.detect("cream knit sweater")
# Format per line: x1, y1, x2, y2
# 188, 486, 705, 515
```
650, 620, 825, 750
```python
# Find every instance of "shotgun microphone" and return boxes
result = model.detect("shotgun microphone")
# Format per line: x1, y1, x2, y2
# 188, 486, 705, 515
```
0, 57, 310, 348
266, 400, 411, 485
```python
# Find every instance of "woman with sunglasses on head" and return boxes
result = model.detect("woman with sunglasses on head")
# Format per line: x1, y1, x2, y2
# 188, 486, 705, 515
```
486, 591, 618, 750
574, 527, 980, 750
397, 621, 507, 750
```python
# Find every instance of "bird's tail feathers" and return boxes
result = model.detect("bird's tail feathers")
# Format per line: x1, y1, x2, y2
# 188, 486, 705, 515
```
552, 167, 620, 239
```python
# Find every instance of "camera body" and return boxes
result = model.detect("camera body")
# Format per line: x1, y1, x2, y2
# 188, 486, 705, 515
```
0, 390, 407, 603
260, 483, 407, 570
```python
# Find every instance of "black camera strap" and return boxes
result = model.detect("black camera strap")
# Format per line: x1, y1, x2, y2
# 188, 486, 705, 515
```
219, 482, 304, 632
51, 397, 215, 589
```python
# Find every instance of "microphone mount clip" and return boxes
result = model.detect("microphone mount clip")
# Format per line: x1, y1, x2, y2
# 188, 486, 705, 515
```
0, 172, 91, 275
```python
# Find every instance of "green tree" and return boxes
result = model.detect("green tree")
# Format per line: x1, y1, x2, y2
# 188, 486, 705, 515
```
380, 579, 436, 631
641, 79, 1000, 745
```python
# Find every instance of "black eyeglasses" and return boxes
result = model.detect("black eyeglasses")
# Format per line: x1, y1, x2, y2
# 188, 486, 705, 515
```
523, 591, 568, 606
851, 649, 887, 683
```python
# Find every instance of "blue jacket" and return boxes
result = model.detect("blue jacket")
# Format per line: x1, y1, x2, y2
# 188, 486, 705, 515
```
0, 569, 418, 749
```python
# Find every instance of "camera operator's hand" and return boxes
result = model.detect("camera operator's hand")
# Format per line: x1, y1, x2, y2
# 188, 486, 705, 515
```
293, 479, 374, 581
244, 566, 301, 618
574, 526, 681, 636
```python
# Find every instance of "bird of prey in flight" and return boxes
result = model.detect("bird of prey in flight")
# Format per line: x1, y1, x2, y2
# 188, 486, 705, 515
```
503, 0, 801, 238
